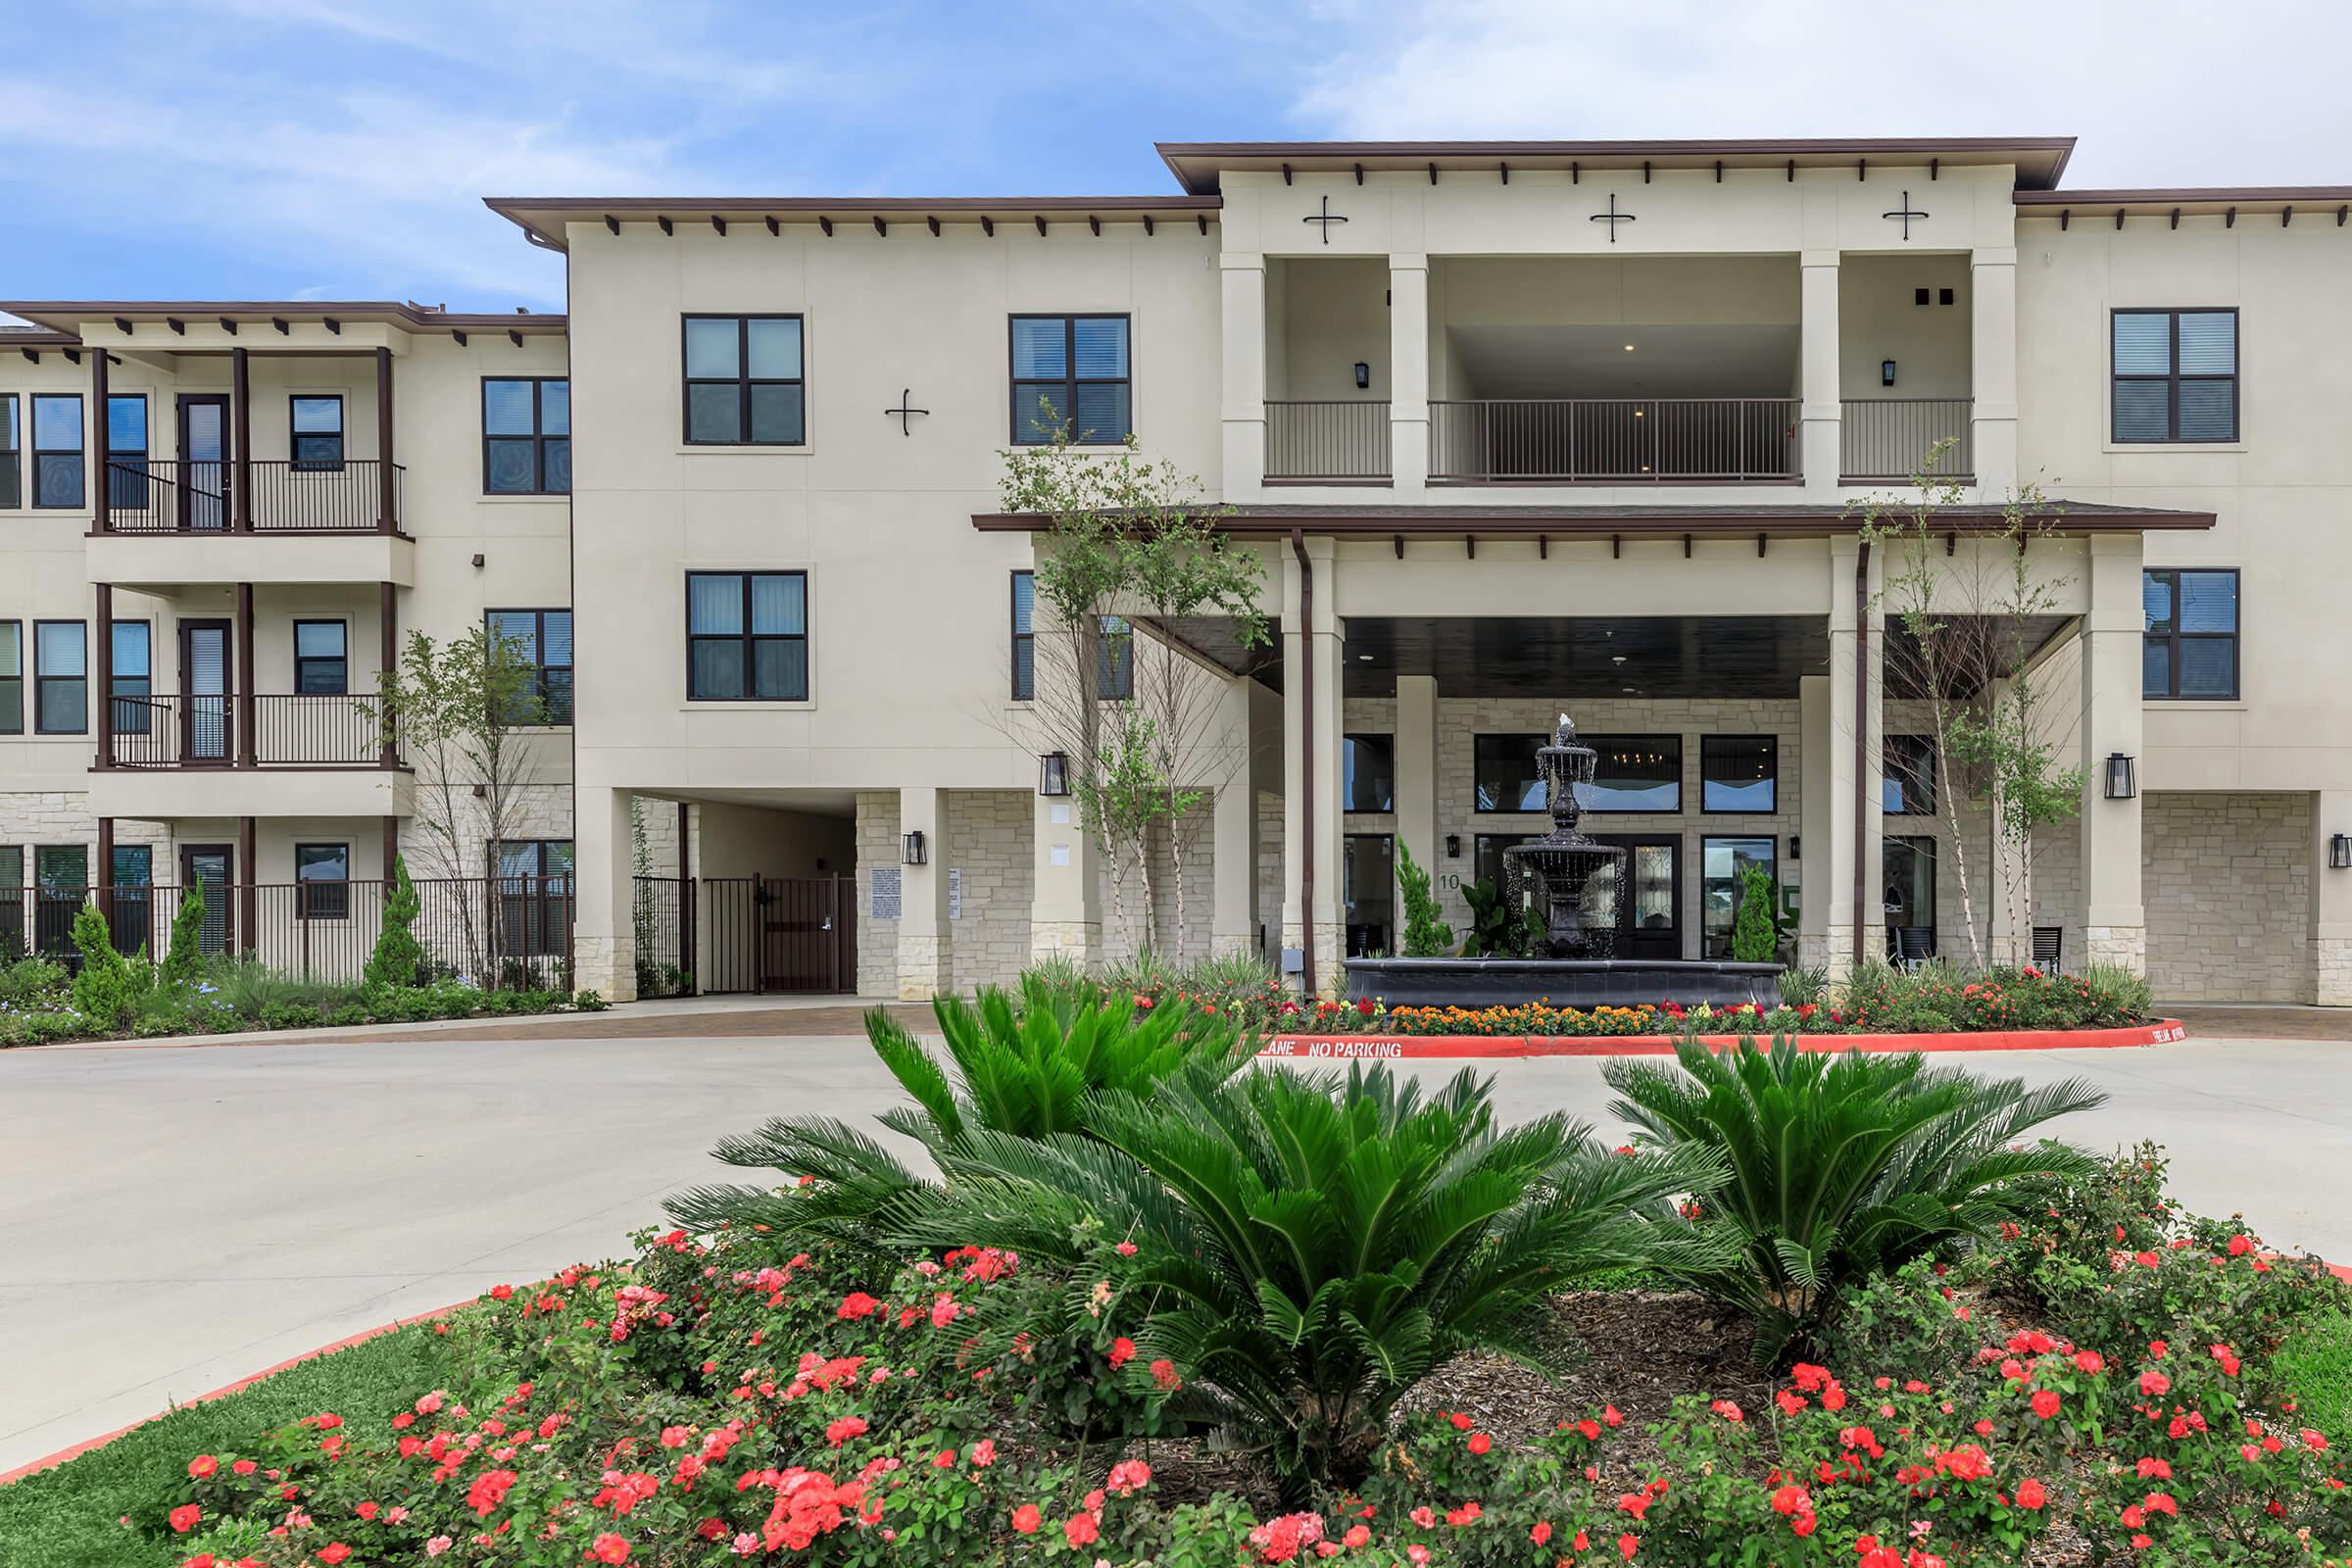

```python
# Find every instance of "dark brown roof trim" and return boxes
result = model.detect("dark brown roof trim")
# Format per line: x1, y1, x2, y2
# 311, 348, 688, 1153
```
0, 301, 566, 333
1156, 137, 2077, 194
486, 194, 1222, 250
973, 500, 2213, 538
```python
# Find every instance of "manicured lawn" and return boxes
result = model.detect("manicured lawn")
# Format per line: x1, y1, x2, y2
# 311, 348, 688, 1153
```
0, 1320, 459, 1568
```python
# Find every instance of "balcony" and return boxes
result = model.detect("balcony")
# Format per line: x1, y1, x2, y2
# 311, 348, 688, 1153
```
1265, 400, 1391, 482
108, 693, 389, 769
1839, 399, 1974, 482
100, 458, 404, 534
1429, 398, 1799, 483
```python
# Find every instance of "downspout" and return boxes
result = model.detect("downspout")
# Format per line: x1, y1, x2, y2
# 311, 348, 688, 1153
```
1290, 528, 1316, 997
1852, 539, 1872, 972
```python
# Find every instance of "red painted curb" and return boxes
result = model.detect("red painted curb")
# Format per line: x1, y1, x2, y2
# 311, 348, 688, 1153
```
1258, 1019, 2187, 1060
0, 1298, 472, 1489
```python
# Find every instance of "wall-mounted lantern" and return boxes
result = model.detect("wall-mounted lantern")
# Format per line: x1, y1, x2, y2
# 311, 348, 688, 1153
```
1445, 834, 1461, 858
1352, 361, 1371, 389
2331, 833, 2351, 870
902, 829, 927, 865
1881, 359, 1898, 387
1038, 751, 1070, 797
2104, 752, 2137, 801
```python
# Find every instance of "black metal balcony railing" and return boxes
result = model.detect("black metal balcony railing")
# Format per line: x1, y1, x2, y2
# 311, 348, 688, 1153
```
108, 693, 389, 768
1839, 398, 1975, 481
1429, 398, 1800, 482
101, 458, 404, 533
1264, 400, 1392, 481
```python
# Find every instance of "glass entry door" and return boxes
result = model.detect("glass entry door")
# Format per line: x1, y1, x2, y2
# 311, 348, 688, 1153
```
180, 845, 233, 954
176, 395, 230, 531
1590, 834, 1682, 960
179, 618, 231, 762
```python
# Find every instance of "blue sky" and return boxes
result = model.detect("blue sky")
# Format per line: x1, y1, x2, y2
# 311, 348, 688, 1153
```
4, 1, 2346, 313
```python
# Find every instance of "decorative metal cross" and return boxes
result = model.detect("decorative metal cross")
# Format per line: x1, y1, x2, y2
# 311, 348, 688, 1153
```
1882, 191, 1930, 240
1589, 192, 1637, 242
883, 387, 929, 436
1301, 194, 1349, 244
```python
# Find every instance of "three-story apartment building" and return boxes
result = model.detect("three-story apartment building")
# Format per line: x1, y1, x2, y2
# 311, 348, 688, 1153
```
5, 134, 2348, 1005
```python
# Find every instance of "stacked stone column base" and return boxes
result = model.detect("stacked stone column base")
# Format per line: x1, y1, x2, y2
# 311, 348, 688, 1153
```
2316, 938, 2352, 1007
573, 935, 637, 1003
897, 932, 950, 1001
1280, 919, 1346, 999
2082, 925, 2146, 974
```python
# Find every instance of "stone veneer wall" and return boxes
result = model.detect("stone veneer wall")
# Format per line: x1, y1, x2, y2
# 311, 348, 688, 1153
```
1097, 798, 1216, 965
948, 790, 1033, 997
854, 792, 901, 998
2142, 791, 2309, 1003
1255, 788, 1284, 961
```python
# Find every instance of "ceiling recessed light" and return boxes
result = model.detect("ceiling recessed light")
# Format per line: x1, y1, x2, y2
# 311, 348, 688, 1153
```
1612, 655, 1627, 664
1357, 653, 1374, 662
1623, 343, 1635, 352
1621, 685, 1638, 694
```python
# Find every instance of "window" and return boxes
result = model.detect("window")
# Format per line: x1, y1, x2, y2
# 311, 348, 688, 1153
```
294, 843, 350, 920
1884, 734, 1936, 814
687, 573, 808, 701
31, 394, 82, 508
2112, 310, 2237, 443
1343, 833, 1395, 957
2142, 568, 2238, 700
34, 845, 86, 958
483, 377, 570, 493
496, 839, 574, 959
294, 620, 348, 695
486, 610, 573, 723
1700, 734, 1777, 812
1474, 833, 1539, 892
0, 394, 18, 508
110, 621, 150, 736
1576, 735, 1681, 813
1097, 615, 1133, 701
106, 393, 148, 511
0, 622, 19, 734
683, 316, 804, 445
1010, 571, 1036, 700
1474, 733, 1546, 812
1343, 735, 1396, 813
0, 846, 21, 954
1700, 836, 1776, 959
1009, 316, 1130, 445
291, 396, 345, 469
1885, 836, 1938, 949
33, 620, 84, 734
107, 844, 153, 954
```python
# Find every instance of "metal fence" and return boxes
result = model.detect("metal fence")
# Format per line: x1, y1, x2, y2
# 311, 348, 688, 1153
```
1840, 398, 1974, 480
1264, 400, 1392, 480
101, 458, 404, 532
110, 693, 386, 767
631, 872, 858, 997
1429, 397, 1800, 481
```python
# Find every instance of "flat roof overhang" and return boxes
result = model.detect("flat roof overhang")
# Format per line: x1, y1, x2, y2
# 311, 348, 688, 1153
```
1157, 137, 2077, 195
484, 195, 1223, 250
2015, 187, 2352, 223
0, 302, 565, 348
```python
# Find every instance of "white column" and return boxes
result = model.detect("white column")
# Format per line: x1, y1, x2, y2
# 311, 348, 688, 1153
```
1030, 790, 1100, 967
1970, 247, 2019, 495
897, 786, 952, 999
1211, 674, 1259, 956
1220, 255, 1266, 501
1389, 255, 1430, 493
1281, 536, 1345, 993
1393, 673, 1440, 879
1826, 540, 1886, 975
573, 784, 638, 1001
2079, 535, 2144, 973
1797, 673, 1833, 967
2310, 793, 2352, 1005
1800, 250, 1841, 493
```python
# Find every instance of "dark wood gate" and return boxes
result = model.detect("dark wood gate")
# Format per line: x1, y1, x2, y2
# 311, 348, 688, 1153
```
758, 873, 857, 994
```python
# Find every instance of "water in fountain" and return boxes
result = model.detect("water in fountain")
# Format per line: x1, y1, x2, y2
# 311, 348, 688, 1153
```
1499, 715, 1631, 959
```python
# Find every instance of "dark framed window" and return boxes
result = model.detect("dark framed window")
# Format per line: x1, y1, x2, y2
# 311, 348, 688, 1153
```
1009, 315, 1131, 445
34, 845, 87, 958
1576, 735, 1682, 813
110, 620, 151, 735
1885, 836, 1938, 946
294, 620, 349, 695
1474, 733, 1546, 812
1098, 614, 1133, 701
1884, 734, 1937, 815
1343, 833, 1395, 957
106, 393, 148, 510
1700, 836, 1776, 959
2112, 309, 2237, 443
1343, 734, 1396, 813
687, 572, 808, 701
290, 396, 345, 470
106, 844, 153, 954
0, 621, 20, 734
1474, 832, 1538, 892
0, 394, 19, 508
1010, 570, 1035, 700
483, 377, 570, 493
33, 620, 85, 734
486, 609, 573, 723
496, 839, 574, 958
1700, 734, 1776, 813
31, 394, 83, 508
2142, 567, 2238, 700
683, 316, 805, 445
294, 842, 350, 921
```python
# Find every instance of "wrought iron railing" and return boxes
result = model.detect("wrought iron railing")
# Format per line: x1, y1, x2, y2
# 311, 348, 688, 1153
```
1840, 398, 1974, 481
101, 458, 404, 533
1264, 400, 1392, 480
107, 693, 389, 768
1429, 398, 1800, 481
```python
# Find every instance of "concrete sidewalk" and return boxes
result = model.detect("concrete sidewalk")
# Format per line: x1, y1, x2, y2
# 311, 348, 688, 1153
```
1, 1031, 2345, 1475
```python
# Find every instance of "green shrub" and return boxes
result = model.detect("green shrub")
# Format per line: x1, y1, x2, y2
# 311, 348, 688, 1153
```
905, 1060, 1726, 1492
0, 955, 69, 1008
1729, 863, 1777, 962
363, 855, 423, 989
68, 901, 138, 1028
1396, 838, 1454, 956
158, 885, 209, 987
1823, 1255, 1992, 1388
1605, 1034, 2105, 1363
575, 989, 608, 1011
1459, 876, 1512, 956
1775, 959, 1830, 1008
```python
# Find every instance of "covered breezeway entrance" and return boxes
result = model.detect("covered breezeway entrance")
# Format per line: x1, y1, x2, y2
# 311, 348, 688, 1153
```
629, 791, 858, 997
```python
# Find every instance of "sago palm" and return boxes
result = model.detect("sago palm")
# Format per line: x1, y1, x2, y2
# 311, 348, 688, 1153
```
663, 978, 1252, 1249
899, 1059, 1727, 1494
1603, 1034, 2105, 1363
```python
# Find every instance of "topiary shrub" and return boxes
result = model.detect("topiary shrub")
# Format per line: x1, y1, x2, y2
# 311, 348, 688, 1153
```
69, 901, 137, 1028
1394, 838, 1453, 956
363, 855, 423, 989
159, 884, 209, 987
1730, 862, 1778, 962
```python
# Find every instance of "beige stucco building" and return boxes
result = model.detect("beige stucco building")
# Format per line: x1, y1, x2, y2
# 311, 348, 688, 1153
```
5, 135, 2349, 1004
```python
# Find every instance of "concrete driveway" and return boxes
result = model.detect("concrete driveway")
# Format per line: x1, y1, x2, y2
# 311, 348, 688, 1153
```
2, 1030, 2346, 1474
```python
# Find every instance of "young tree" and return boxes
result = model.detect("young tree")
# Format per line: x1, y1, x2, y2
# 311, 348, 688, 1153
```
1730, 863, 1778, 963
1395, 839, 1454, 957
159, 884, 208, 987
363, 625, 548, 983
365, 854, 424, 989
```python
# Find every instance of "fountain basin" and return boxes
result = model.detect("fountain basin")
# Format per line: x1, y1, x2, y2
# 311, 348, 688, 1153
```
1344, 956, 1784, 1010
